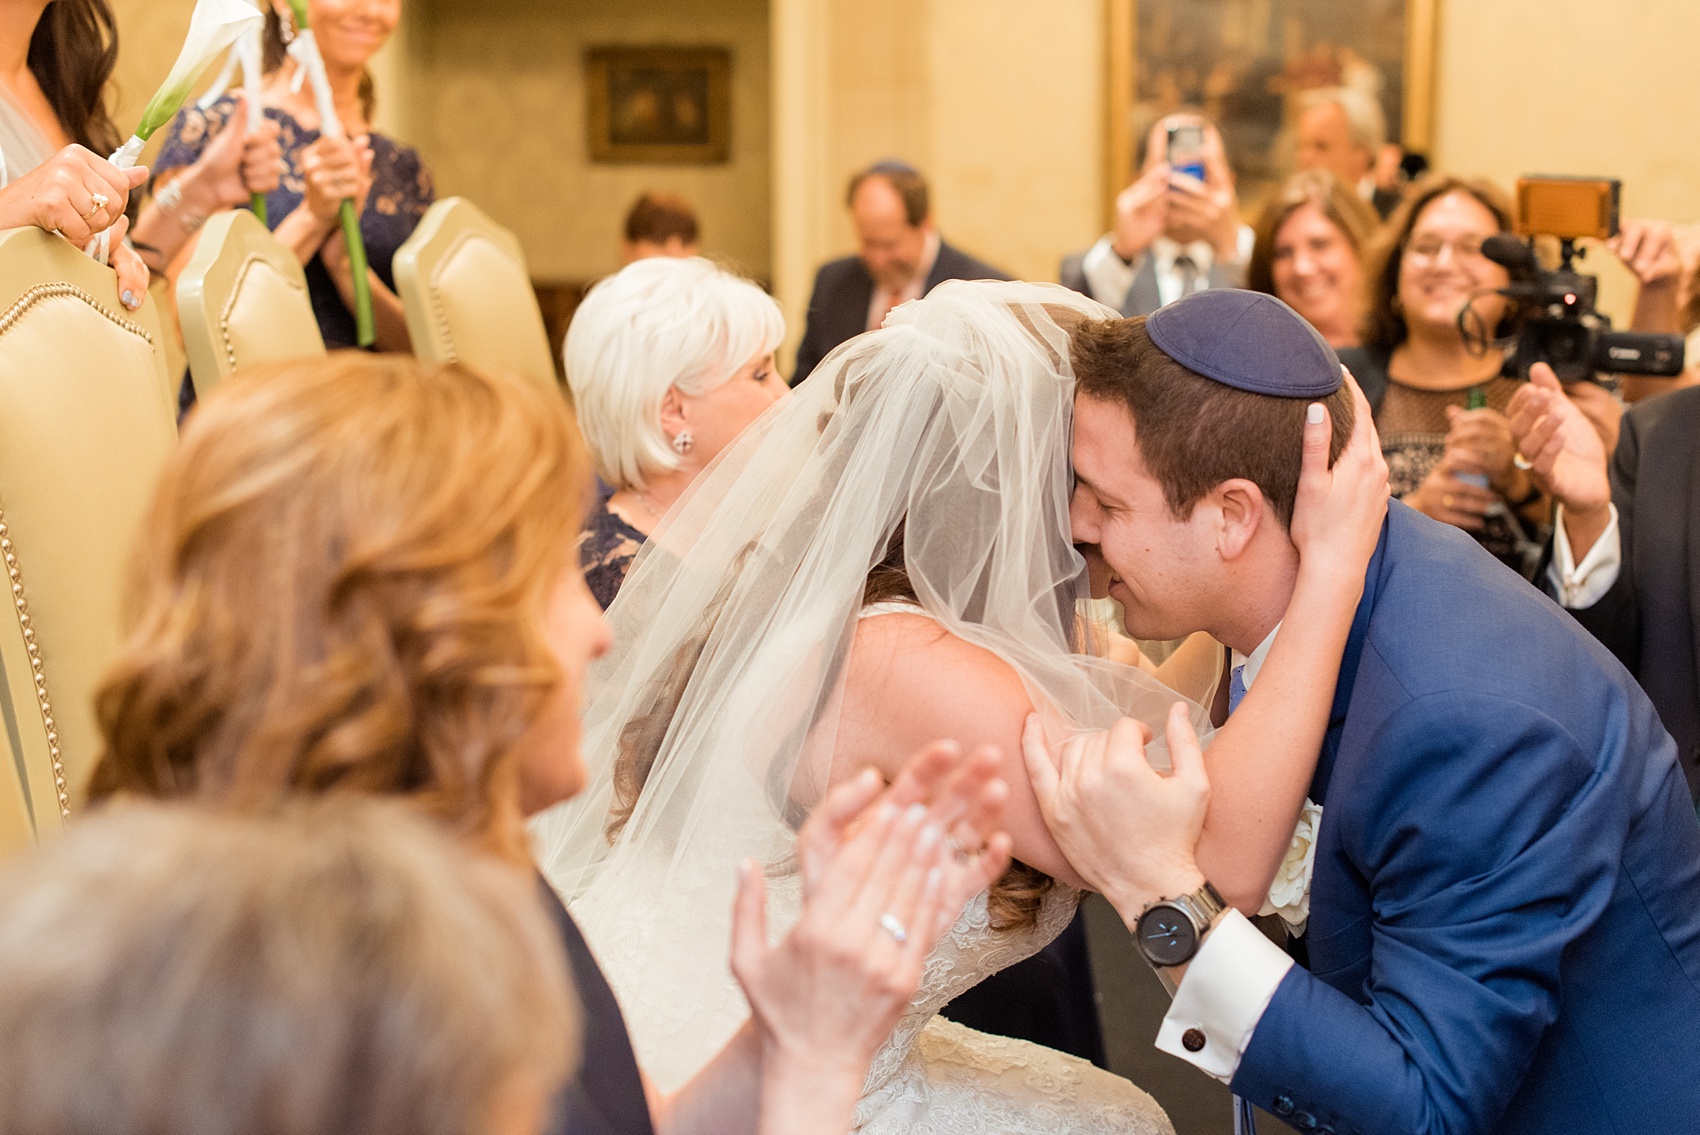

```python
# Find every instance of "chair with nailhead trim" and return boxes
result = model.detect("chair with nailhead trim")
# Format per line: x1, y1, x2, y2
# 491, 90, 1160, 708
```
0, 226, 178, 858
176, 209, 326, 403
392, 198, 559, 393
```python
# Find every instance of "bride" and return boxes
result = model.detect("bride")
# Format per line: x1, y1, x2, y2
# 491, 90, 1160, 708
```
533, 280, 1386, 1131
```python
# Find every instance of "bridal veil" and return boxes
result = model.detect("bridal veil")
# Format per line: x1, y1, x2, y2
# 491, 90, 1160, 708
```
531, 279, 1212, 1089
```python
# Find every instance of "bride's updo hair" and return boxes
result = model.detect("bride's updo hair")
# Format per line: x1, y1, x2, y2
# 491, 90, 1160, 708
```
88, 355, 591, 864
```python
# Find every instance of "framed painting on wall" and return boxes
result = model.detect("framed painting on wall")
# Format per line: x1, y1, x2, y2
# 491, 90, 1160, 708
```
1104, 0, 1438, 218
587, 46, 732, 164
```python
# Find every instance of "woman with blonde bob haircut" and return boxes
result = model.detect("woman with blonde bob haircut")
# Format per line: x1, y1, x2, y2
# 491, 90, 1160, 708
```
88, 353, 1012, 1135
567, 256, 789, 607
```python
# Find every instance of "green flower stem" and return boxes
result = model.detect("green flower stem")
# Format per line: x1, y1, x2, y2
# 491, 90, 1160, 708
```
341, 199, 374, 347
251, 192, 267, 225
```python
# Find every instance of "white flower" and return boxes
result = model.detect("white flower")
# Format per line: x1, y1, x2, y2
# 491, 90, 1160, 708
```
134, 0, 264, 142
1258, 798, 1322, 936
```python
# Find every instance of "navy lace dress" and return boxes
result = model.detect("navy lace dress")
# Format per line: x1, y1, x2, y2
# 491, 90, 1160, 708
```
578, 494, 647, 611
153, 96, 435, 350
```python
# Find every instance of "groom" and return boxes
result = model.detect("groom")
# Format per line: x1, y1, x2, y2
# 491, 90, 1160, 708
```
1032, 290, 1700, 1134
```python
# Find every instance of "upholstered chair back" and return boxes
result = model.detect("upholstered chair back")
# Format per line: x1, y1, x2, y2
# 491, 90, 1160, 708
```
393, 198, 558, 391
0, 228, 178, 856
176, 209, 326, 401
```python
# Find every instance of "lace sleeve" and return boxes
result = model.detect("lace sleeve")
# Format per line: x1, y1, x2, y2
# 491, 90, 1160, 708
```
150, 97, 235, 189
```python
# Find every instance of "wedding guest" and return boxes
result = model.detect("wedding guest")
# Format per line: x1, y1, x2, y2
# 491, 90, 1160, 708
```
0, 799, 577, 1135
567, 256, 787, 608
1511, 363, 1700, 800
87, 352, 1011, 1135
1060, 115, 1252, 317
620, 191, 699, 262
1247, 170, 1378, 348
1338, 176, 1549, 576
1292, 86, 1402, 219
1605, 218, 1698, 402
0, 0, 232, 311
152, 0, 430, 351
791, 160, 1007, 384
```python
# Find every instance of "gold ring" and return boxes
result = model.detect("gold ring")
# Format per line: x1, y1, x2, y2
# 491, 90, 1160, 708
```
83, 193, 109, 222
1443, 493, 1455, 508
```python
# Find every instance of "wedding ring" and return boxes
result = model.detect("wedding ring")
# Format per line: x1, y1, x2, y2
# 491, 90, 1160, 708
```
84, 193, 109, 221
878, 913, 909, 944
1443, 493, 1455, 508
945, 834, 973, 865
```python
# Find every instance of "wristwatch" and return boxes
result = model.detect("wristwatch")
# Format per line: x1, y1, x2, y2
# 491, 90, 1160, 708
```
1134, 880, 1227, 968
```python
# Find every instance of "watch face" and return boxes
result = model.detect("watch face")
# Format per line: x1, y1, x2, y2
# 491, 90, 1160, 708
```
1137, 904, 1198, 967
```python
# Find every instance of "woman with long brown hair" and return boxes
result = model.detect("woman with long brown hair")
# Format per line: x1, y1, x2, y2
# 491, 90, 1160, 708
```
88, 352, 1012, 1135
0, 0, 280, 310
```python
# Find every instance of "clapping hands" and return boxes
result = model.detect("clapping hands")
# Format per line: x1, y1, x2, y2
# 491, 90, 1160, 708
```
730, 741, 1011, 1090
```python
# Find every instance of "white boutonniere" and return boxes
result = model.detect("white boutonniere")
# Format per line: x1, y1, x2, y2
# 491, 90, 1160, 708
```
1258, 799, 1322, 936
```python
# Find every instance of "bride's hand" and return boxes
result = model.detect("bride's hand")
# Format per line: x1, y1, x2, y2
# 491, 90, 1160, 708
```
797, 741, 1009, 895
1288, 370, 1390, 582
731, 742, 1012, 1077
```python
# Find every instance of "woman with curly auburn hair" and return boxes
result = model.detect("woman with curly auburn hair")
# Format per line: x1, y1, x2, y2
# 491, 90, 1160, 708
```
86, 353, 1011, 1135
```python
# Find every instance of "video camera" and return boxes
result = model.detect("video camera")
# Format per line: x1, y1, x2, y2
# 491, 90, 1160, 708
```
1465, 176, 1686, 383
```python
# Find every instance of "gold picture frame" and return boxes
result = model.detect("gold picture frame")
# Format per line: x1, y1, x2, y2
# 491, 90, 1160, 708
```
586, 47, 732, 165
1104, 0, 1439, 222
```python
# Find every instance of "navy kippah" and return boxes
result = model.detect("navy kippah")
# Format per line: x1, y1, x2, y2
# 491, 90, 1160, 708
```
1145, 290, 1342, 398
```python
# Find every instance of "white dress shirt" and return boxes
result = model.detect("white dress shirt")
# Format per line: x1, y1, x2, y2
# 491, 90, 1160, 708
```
1156, 623, 1298, 1083
866, 230, 941, 332
1547, 504, 1622, 609
1078, 227, 1255, 312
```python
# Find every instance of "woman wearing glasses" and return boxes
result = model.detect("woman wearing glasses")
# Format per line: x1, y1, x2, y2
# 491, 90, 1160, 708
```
1336, 177, 1546, 575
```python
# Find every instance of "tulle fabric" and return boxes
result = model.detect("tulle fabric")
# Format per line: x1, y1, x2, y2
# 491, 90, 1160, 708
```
530, 280, 1216, 1091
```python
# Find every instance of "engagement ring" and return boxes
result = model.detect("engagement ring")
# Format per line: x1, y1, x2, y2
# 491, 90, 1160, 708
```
878, 913, 908, 944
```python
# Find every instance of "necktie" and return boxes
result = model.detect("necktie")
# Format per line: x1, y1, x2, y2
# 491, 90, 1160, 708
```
1173, 253, 1200, 298
1227, 660, 1256, 1135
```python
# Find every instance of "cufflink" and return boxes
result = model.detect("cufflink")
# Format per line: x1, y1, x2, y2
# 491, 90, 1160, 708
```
1182, 1028, 1206, 1053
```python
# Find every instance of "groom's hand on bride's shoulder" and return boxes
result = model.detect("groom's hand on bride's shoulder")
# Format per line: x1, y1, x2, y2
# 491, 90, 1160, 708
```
1023, 705, 1209, 922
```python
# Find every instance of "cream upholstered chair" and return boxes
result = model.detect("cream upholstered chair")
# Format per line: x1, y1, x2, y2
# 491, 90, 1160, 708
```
393, 198, 558, 390
0, 227, 178, 857
176, 209, 325, 401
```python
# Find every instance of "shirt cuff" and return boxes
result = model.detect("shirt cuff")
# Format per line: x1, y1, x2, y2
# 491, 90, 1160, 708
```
1155, 909, 1293, 1083
1081, 235, 1136, 309
1548, 503, 1621, 608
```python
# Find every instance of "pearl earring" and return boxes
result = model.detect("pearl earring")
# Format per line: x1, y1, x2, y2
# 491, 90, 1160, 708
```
672, 431, 694, 455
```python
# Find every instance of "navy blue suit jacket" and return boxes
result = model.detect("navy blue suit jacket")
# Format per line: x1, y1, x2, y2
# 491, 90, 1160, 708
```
1232, 502, 1700, 1135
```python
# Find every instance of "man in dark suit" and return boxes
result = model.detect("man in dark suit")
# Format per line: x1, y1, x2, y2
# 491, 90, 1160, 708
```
1059, 116, 1251, 318
790, 161, 1007, 385
1510, 365, 1700, 800
1034, 291, 1700, 1135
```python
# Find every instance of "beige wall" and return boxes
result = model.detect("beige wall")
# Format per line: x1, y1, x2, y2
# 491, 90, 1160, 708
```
1429, 0, 1700, 320
109, 0, 1700, 338
400, 0, 771, 284
772, 0, 1107, 364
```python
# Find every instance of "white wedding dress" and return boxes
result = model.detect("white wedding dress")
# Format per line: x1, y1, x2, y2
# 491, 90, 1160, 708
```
534, 281, 1207, 1132
855, 885, 1171, 1133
